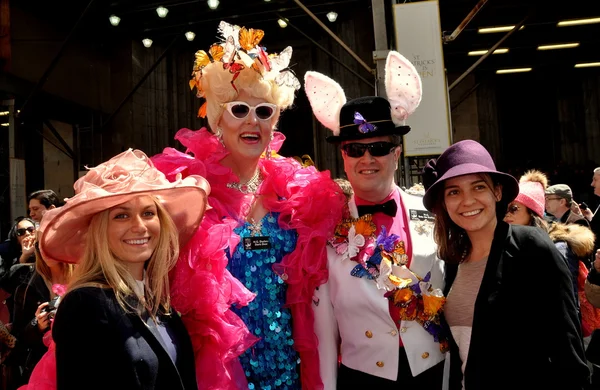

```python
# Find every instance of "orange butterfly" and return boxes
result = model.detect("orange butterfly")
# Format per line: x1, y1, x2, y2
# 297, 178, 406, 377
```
238, 27, 264, 51
193, 44, 225, 71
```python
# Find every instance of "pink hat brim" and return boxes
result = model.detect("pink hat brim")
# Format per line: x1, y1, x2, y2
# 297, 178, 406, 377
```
39, 179, 208, 264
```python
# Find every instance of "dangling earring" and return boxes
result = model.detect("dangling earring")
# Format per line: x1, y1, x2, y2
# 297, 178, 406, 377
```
265, 132, 274, 159
216, 127, 225, 147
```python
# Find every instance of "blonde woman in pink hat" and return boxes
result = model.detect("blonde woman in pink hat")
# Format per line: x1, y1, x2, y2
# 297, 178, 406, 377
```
31, 149, 209, 390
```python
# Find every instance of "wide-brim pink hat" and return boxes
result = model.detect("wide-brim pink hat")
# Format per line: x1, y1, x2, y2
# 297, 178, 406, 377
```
39, 149, 210, 264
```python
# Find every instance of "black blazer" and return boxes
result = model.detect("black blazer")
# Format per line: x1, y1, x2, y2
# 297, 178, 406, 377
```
52, 287, 197, 390
443, 222, 589, 390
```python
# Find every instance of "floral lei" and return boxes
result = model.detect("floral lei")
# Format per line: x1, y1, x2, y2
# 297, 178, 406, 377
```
328, 215, 449, 353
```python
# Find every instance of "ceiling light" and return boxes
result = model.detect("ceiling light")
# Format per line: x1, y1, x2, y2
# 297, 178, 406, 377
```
558, 17, 600, 27
326, 12, 338, 22
468, 48, 509, 56
277, 18, 288, 28
185, 31, 196, 41
0, 123, 9, 127
478, 25, 524, 34
0, 111, 8, 116
207, 0, 219, 9
537, 42, 579, 50
109, 14, 121, 26
575, 62, 600, 68
496, 67, 532, 74
156, 6, 169, 18
142, 38, 153, 48
264, 0, 271, 2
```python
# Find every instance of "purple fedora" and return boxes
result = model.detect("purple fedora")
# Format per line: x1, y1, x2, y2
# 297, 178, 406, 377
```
422, 139, 518, 212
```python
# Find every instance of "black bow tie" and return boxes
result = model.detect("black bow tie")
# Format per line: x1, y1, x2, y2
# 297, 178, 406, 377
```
356, 199, 398, 217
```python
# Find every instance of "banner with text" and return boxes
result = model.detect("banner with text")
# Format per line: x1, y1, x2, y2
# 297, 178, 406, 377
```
393, 0, 452, 156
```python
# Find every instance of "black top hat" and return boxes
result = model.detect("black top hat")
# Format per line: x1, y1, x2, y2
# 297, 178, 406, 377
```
326, 96, 411, 143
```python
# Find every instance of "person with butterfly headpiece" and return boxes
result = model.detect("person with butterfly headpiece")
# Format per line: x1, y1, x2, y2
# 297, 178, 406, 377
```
151, 20, 346, 390
305, 51, 446, 389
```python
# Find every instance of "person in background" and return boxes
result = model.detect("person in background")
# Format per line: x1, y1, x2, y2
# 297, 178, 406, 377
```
307, 52, 446, 389
422, 139, 589, 390
0, 217, 37, 327
3, 237, 74, 390
503, 170, 597, 335
545, 184, 590, 227
27, 190, 64, 225
151, 20, 344, 390
39, 149, 208, 390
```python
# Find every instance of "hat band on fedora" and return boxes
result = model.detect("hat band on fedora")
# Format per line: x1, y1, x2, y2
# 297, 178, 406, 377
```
339, 119, 393, 129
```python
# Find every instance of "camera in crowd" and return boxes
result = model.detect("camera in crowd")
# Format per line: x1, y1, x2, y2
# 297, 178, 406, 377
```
42, 295, 61, 319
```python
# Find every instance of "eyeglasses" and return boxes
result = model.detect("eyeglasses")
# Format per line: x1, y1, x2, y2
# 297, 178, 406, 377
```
16, 226, 35, 237
545, 197, 562, 202
506, 204, 521, 215
341, 142, 398, 158
223, 101, 277, 121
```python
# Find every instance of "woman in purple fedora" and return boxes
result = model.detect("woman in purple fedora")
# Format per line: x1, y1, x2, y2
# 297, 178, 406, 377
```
422, 140, 589, 389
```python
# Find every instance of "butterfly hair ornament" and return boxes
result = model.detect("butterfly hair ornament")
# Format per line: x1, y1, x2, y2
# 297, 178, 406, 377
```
189, 20, 300, 124
304, 51, 422, 143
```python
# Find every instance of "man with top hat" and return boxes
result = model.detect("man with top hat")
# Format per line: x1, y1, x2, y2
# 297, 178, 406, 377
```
305, 51, 446, 389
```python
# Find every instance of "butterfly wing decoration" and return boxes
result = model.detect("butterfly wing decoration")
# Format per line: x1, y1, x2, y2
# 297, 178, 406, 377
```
221, 36, 236, 65
275, 69, 301, 90
237, 50, 255, 68
193, 50, 210, 71
351, 264, 375, 280
354, 111, 377, 133
209, 44, 224, 62
239, 27, 264, 52
269, 46, 292, 73
257, 46, 270, 72
218, 21, 241, 47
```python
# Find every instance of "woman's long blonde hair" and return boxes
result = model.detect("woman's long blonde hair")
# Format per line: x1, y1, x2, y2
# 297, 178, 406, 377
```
66, 196, 179, 317
35, 243, 75, 295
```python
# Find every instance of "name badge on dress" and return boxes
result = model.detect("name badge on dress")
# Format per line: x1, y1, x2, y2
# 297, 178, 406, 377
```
409, 209, 435, 221
243, 236, 271, 251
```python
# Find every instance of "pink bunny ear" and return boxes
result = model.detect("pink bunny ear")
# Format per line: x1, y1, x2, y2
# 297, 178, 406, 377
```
304, 71, 347, 136
385, 51, 422, 126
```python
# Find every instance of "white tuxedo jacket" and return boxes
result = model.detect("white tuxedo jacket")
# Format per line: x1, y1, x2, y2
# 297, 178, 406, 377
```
314, 187, 445, 389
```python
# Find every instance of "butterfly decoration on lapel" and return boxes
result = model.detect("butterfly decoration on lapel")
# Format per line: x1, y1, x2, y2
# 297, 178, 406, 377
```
377, 226, 408, 266
354, 111, 377, 133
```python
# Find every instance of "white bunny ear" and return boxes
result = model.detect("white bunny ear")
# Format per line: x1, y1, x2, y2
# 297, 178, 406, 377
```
304, 71, 347, 136
385, 51, 422, 126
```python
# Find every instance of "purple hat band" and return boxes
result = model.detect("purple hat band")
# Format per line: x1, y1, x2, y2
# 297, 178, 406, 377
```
422, 140, 519, 212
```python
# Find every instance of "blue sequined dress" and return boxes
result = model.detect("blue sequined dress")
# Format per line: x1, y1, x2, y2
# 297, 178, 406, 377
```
228, 212, 300, 390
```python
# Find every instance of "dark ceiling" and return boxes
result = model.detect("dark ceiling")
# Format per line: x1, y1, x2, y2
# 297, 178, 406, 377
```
12, 0, 600, 78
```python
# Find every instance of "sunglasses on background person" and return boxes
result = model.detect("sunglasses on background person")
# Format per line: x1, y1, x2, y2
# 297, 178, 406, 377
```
505, 204, 521, 215
16, 226, 36, 237
341, 142, 398, 158
223, 101, 277, 121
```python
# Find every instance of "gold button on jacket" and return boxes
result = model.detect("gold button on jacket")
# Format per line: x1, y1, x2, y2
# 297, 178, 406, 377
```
365, 330, 373, 338
421, 352, 430, 359
376, 361, 384, 367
